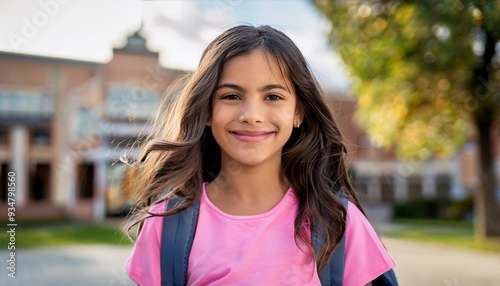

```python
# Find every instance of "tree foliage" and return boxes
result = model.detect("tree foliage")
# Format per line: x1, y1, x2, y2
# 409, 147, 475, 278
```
312, 0, 499, 159
312, 0, 500, 238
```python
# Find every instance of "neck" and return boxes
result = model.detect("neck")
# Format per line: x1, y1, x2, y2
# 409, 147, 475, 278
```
209, 155, 288, 203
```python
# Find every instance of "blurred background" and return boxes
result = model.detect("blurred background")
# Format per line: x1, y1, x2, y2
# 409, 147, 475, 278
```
0, 0, 499, 285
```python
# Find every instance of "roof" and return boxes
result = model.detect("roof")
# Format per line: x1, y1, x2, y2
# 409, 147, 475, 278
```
0, 25, 157, 63
113, 27, 159, 57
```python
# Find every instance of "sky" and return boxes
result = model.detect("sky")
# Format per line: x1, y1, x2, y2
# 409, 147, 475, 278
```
0, 0, 351, 91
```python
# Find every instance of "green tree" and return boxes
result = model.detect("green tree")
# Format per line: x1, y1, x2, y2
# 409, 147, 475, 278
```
311, 0, 499, 239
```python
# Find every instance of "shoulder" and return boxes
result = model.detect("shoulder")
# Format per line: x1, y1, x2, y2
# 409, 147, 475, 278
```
140, 201, 168, 242
343, 201, 395, 286
345, 201, 371, 233
125, 200, 167, 286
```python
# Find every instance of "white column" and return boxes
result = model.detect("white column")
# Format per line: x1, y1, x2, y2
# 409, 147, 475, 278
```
450, 155, 466, 200
10, 126, 29, 206
51, 151, 77, 216
67, 159, 77, 219
93, 157, 106, 222
49, 71, 77, 218
394, 175, 409, 202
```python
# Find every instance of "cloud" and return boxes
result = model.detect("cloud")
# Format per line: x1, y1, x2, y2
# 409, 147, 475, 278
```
287, 28, 352, 91
0, 0, 142, 62
0, 1, 351, 91
142, 1, 351, 90
143, 2, 233, 70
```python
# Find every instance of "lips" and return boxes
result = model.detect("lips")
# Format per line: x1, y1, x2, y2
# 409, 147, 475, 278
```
229, 130, 275, 142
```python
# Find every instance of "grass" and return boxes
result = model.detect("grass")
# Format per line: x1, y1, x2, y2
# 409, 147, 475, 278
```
385, 218, 500, 252
0, 221, 132, 249
2, 218, 499, 252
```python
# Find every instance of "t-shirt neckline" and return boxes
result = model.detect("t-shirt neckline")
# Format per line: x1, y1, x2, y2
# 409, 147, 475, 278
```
201, 182, 295, 220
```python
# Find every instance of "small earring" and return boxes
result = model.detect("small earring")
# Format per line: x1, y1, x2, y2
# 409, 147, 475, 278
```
294, 123, 301, 128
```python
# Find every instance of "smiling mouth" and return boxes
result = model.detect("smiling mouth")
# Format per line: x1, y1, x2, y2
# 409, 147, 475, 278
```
229, 131, 275, 142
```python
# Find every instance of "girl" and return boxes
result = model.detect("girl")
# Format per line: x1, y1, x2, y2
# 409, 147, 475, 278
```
125, 25, 395, 286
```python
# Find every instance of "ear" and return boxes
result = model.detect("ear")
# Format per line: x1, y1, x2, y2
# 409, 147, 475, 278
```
294, 104, 304, 127
206, 115, 212, 126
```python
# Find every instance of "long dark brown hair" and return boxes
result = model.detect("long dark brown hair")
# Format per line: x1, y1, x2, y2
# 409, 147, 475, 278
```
124, 25, 365, 271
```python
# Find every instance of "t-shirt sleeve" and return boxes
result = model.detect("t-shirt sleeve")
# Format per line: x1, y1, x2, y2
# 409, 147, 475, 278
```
125, 201, 166, 286
343, 201, 395, 286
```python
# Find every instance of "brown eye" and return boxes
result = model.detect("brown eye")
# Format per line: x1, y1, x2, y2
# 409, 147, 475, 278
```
221, 94, 240, 100
266, 94, 283, 101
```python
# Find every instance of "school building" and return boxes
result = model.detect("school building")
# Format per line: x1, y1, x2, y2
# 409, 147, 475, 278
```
335, 95, 500, 203
1, 30, 499, 221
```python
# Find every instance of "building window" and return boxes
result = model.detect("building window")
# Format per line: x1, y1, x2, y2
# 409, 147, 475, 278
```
380, 175, 395, 202
435, 174, 451, 199
0, 90, 53, 117
32, 129, 50, 146
105, 86, 161, 122
30, 164, 51, 201
408, 175, 423, 199
78, 163, 94, 198
0, 129, 8, 146
0, 163, 8, 201
354, 174, 369, 201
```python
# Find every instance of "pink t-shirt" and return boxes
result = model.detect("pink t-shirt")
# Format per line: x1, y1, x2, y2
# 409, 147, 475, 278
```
126, 183, 395, 286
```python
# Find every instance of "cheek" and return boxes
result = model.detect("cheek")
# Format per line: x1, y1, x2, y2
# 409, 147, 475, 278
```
269, 106, 296, 126
210, 105, 238, 135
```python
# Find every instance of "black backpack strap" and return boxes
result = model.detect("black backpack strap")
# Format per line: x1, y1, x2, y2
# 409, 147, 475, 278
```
159, 191, 397, 286
372, 268, 399, 286
315, 192, 348, 286
160, 197, 200, 286
316, 192, 399, 286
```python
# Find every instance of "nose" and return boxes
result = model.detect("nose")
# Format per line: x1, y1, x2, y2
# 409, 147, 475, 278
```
239, 99, 264, 124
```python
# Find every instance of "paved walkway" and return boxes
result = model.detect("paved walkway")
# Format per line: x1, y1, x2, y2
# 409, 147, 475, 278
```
0, 244, 135, 286
384, 237, 500, 286
0, 236, 499, 285
365, 203, 500, 285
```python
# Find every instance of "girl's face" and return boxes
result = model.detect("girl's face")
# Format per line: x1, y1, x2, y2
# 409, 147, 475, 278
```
208, 49, 302, 167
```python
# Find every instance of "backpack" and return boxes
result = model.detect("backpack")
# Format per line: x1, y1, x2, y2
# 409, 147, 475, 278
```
160, 193, 398, 286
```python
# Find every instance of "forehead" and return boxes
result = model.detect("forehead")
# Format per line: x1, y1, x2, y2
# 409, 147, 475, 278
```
218, 50, 292, 88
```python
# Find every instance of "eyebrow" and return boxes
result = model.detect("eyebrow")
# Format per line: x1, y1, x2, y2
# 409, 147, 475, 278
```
215, 83, 289, 93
